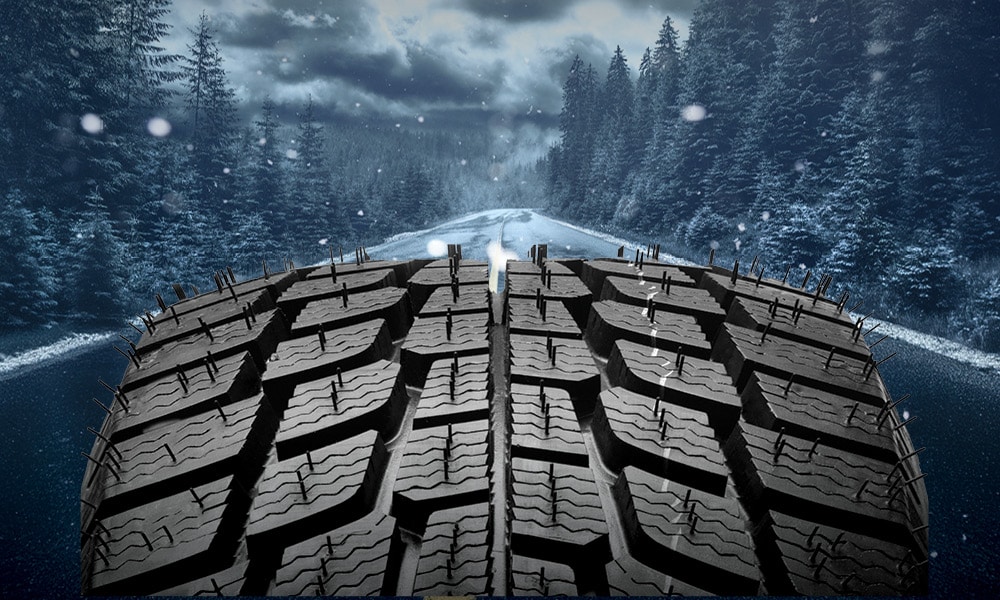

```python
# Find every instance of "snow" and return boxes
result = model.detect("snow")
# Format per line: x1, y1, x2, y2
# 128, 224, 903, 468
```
80, 114, 104, 134
426, 239, 448, 257
680, 104, 706, 122
146, 117, 171, 137
0, 332, 114, 380
852, 315, 1000, 375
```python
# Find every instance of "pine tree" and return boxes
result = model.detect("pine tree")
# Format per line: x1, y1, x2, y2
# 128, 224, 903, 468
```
106, 0, 181, 120
550, 56, 598, 215
245, 96, 285, 233
0, 189, 59, 326
655, 1, 776, 227
586, 47, 634, 225
632, 17, 683, 233
182, 12, 237, 211
66, 191, 128, 323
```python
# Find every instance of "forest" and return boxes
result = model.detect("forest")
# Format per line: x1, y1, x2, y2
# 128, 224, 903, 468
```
1, 0, 999, 352
0, 1, 542, 329
546, 0, 1000, 351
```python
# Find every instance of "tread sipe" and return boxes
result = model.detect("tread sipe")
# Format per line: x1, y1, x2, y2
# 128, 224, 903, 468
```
80, 246, 928, 595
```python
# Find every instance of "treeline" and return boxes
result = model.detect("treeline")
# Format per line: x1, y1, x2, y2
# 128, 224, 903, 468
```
0, 1, 539, 329
546, 0, 1000, 350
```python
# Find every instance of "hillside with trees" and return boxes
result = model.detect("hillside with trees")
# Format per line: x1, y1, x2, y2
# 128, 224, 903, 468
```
0, 1, 541, 328
545, 1, 1000, 350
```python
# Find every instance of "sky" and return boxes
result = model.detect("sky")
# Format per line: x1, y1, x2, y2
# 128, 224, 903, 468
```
163, 0, 696, 154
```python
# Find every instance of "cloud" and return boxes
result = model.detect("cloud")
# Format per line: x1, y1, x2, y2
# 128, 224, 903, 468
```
164, 0, 692, 131
450, 0, 579, 22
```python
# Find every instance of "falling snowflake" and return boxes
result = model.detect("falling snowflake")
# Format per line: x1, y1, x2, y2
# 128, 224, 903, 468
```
258, 137, 267, 146
871, 70, 886, 83
866, 40, 889, 55
285, 149, 299, 159
147, 117, 171, 137
426, 239, 448, 257
318, 238, 328, 245
761, 211, 771, 221
357, 210, 365, 217
903, 410, 910, 420
680, 104, 706, 122
460, 159, 468, 166
80, 113, 104, 134
417, 115, 425, 123
737, 223, 746, 233
223, 167, 231, 174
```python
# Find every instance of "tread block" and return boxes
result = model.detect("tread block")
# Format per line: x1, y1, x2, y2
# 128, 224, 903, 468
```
247, 429, 388, 554
408, 264, 490, 313
581, 259, 695, 297
586, 299, 711, 359
413, 354, 492, 430
87, 393, 276, 520
152, 561, 251, 596
509, 457, 610, 566
727, 296, 869, 360
505, 259, 576, 277
303, 259, 422, 287
424, 258, 488, 269
600, 275, 726, 339
508, 334, 600, 406
723, 421, 922, 551
742, 372, 899, 464
505, 273, 592, 329
700, 271, 852, 327
510, 383, 588, 467
152, 270, 296, 323
605, 554, 710, 596
613, 466, 760, 594
291, 288, 412, 340
754, 510, 926, 596
277, 269, 397, 318
592, 386, 728, 495
510, 555, 577, 596
276, 360, 408, 460
83, 476, 246, 595
400, 312, 490, 386
105, 351, 259, 443
607, 339, 742, 436
140, 290, 275, 355
121, 309, 287, 392
506, 296, 581, 340
270, 511, 399, 596
412, 503, 493, 596
261, 318, 393, 407
713, 322, 885, 405
418, 285, 491, 317
393, 420, 492, 531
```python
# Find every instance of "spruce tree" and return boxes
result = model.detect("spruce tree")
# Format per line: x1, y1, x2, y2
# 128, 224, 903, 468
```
183, 12, 237, 211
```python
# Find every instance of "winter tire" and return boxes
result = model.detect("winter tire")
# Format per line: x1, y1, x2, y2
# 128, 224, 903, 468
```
80, 246, 928, 595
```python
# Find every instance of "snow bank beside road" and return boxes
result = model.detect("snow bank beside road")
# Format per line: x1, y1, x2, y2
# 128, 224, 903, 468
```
0, 332, 115, 381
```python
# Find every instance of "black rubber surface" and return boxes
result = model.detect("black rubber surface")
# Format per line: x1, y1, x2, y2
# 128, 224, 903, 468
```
80, 247, 928, 595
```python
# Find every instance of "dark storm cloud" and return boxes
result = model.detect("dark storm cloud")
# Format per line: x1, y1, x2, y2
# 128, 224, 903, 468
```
619, 0, 699, 17
166, 0, 692, 134
546, 34, 612, 81
451, 0, 579, 22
